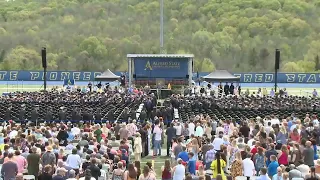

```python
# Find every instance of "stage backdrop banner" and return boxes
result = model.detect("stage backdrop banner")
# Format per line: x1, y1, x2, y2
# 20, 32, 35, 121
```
133, 57, 189, 78
0, 71, 320, 83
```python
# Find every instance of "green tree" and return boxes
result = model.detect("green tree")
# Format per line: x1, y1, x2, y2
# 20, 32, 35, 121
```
0, 50, 5, 62
248, 48, 258, 68
0, 0, 320, 72
315, 55, 320, 71
282, 62, 302, 72
194, 58, 215, 72
1, 46, 41, 70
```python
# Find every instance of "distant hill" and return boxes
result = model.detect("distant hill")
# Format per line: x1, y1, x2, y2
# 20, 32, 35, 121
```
0, 0, 320, 72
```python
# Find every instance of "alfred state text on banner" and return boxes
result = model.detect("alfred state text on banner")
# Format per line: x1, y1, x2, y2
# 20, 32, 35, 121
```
194, 73, 320, 83
0, 71, 320, 83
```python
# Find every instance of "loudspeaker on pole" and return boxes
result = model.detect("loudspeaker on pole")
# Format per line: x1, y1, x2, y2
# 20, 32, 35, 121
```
42, 47, 47, 69
275, 49, 280, 70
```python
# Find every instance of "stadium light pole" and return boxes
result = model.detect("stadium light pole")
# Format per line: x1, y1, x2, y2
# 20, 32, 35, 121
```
160, 0, 164, 54
41, 47, 47, 91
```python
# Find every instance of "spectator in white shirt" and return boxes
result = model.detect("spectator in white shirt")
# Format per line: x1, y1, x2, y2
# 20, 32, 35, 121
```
188, 121, 195, 136
66, 149, 81, 174
246, 135, 255, 148
174, 122, 182, 136
153, 120, 163, 156
265, 122, 272, 136
264, 115, 280, 127
243, 154, 255, 180
312, 115, 319, 126
8, 127, 18, 139
71, 125, 81, 136
212, 131, 224, 151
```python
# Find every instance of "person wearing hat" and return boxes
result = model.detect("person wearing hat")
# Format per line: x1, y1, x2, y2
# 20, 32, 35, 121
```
41, 146, 56, 167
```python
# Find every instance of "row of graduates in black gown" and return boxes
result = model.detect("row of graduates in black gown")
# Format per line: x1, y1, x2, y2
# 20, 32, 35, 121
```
4, 106, 104, 122
0, 90, 149, 121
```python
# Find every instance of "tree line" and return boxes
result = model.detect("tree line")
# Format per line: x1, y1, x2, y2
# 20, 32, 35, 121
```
1, 0, 320, 72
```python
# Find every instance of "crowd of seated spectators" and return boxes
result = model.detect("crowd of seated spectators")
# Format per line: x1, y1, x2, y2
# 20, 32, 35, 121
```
1, 88, 320, 180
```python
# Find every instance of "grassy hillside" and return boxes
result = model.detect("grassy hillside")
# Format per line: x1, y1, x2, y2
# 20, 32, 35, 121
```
1, 0, 320, 72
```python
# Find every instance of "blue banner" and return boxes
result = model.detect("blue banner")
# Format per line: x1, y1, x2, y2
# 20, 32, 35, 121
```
194, 73, 320, 83
0, 71, 320, 83
235, 73, 320, 83
0, 71, 105, 81
134, 58, 189, 78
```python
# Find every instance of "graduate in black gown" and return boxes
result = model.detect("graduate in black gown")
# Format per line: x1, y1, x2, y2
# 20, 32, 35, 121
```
224, 82, 230, 96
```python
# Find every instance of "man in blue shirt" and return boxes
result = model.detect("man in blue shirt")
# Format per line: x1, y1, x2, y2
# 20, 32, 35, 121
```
187, 152, 196, 175
178, 146, 189, 163
267, 155, 279, 178
265, 143, 277, 166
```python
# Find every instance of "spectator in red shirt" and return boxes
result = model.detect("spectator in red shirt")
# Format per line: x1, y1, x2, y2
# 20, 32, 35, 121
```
290, 128, 300, 143
251, 141, 261, 159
